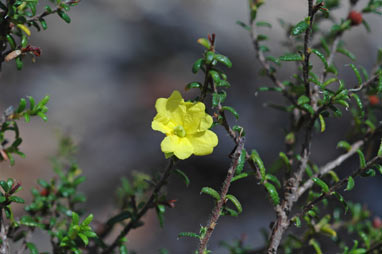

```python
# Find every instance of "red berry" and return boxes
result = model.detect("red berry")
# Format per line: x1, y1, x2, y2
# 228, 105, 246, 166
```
373, 217, 382, 229
368, 95, 379, 105
40, 188, 49, 196
347, 11, 363, 26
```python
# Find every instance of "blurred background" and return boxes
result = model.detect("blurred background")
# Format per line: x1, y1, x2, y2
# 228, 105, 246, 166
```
0, 0, 381, 253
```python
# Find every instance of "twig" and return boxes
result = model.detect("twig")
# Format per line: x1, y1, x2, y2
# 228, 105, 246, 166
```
319, 35, 341, 84
299, 155, 382, 217
198, 137, 245, 254
102, 158, 176, 254
349, 73, 379, 92
296, 140, 364, 198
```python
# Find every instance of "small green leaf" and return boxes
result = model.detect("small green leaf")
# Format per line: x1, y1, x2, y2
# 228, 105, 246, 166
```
264, 182, 280, 206
200, 187, 220, 201
292, 216, 301, 228
82, 214, 93, 226
348, 64, 362, 85
311, 49, 328, 68
236, 20, 251, 31
279, 53, 303, 61
57, 9, 71, 23
78, 233, 89, 246
297, 95, 310, 105
351, 94, 364, 117
197, 38, 211, 49
378, 139, 382, 158
357, 149, 366, 169
319, 114, 325, 132
214, 54, 232, 68
222, 106, 239, 119
256, 21, 272, 28
178, 232, 200, 239
235, 149, 246, 175
185, 82, 202, 91
17, 98, 27, 113
174, 169, 190, 187
309, 239, 322, 254
251, 150, 266, 181
26, 242, 38, 254
312, 177, 330, 193
265, 174, 281, 189
345, 176, 355, 191
231, 172, 253, 183
205, 51, 214, 64
225, 194, 242, 214
192, 58, 204, 74
279, 152, 291, 171
106, 211, 132, 226
291, 20, 309, 36
337, 47, 356, 61
322, 77, 337, 87
337, 141, 351, 151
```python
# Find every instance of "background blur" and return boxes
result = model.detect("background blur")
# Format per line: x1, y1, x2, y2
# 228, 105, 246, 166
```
0, 0, 381, 253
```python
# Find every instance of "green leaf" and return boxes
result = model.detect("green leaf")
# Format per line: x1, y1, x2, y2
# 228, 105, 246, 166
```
236, 20, 251, 31
225, 194, 242, 214
231, 172, 253, 183
6, 35, 16, 49
197, 38, 211, 49
292, 216, 301, 228
174, 169, 190, 187
351, 94, 364, 117
185, 82, 203, 91
235, 149, 246, 175
17, 98, 27, 113
205, 51, 214, 64
311, 49, 328, 68
256, 21, 272, 28
16, 57, 23, 70
265, 174, 281, 189
9, 196, 25, 203
348, 64, 362, 85
279, 152, 291, 171
0, 181, 9, 192
378, 70, 382, 93
214, 54, 232, 68
82, 214, 93, 226
72, 212, 80, 225
212, 91, 227, 108
178, 232, 200, 239
357, 149, 366, 169
378, 139, 382, 157
192, 58, 204, 74
78, 233, 89, 246
119, 245, 128, 254
309, 239, 322, 254
337, 140, 351, 151
200, 187, 220, 201
39, 18, 47, 30
251, 150, 266, 181
322, 77, 337, 87
209, 70, 221, 83
57, 9, 71, 23
26, 242, 38, 254
337, 47, 356, 61
264, 182, 280, 206
222, 106, 239, 119
312, 177, 330, 193
257, 34, 268, 41
279, 53, 303, 61
297, 95, 310, 105
301, 104, 314, 115
318, 114, 325, 132
345, 176, 355, 191
291, 20, 309, 36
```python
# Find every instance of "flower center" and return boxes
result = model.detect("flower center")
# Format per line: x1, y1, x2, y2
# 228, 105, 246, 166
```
174, 125, 186, 137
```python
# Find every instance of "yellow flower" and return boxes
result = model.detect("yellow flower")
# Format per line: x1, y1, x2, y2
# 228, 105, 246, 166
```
152, 90, 218, 160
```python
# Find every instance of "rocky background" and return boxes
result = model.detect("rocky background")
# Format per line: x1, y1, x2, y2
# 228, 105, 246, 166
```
0, 0, 381, 253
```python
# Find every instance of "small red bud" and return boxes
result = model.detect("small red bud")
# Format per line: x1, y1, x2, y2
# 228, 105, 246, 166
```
368, 95, 379, 105
40, 188, 49, 196
373, 217, 382, 229
347, 11, 363, 26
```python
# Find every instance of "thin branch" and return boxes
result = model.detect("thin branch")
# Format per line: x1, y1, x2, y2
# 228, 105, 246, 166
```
319, 35, 341, 84
198, 137, 245, 254
299, 155, 382, 217
296, 140, 364, 198
102, 158, 176, 254
349, 73, 379, 92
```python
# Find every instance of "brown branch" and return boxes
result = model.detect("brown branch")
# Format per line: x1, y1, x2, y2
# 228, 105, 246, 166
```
102, 158, 176, 254
349, 73, 379, 92
198, 137, 245, 254
296, 139, 364, 198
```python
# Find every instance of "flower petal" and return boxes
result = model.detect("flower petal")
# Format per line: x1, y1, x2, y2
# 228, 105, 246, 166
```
151, 113, 173, 134
161, 135, 194, 160
198, 114, 213, 132
188, 130, 218, 156
183, 102, 206, 133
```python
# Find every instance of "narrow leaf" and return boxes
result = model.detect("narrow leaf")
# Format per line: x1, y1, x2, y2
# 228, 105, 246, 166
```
345, 176, 355, 191
200, 187, 220, 200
